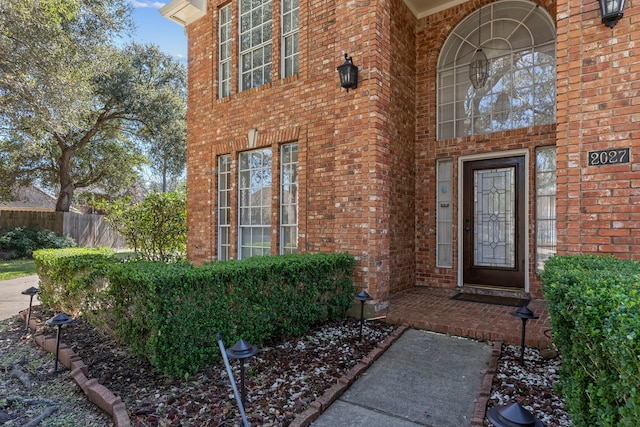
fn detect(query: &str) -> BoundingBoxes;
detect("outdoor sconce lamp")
[355,290,373,341]
[21,286,39,332]
[599,0,625,28]
[487,402,545,427]
[511,306,539,366]
[337,53,358,92]
[226,339,259,408]
[45,312,74,372]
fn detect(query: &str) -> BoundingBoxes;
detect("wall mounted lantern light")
[337,53,358,92]
[599,0,625,28]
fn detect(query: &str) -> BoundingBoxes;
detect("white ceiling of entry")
[403,0,467,19]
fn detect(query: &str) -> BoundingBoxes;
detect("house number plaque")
[587,147,630,166]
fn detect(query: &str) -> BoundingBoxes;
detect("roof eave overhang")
[160,0,206,27]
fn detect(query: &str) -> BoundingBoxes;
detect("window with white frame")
[280,143,298,253]
[239,0,272,91]
[436,159,453,267]
[535,146,556,271]
[219,4,232,98]
[239,149,272,258]
[281,0,299,78]
[218,155,232,260]
[437,0,556,139]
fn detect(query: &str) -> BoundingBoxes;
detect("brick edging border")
[19,310,131,427]
[288,324,410,427]
[470,339,503,427]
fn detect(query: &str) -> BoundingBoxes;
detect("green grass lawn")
[0,259,37,281]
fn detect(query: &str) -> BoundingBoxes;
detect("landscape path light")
[216,333,249,427]
[510,306,539,366]
[21,286,39,332]
[226,339,258,409]
[354,290,373,341]
[45,313,74,372]
[487,401,545,427]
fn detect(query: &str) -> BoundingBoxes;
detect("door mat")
[450,292,529,307]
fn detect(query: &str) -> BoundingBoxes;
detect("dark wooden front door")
[463,157,525,289]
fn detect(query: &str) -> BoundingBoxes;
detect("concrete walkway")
[0,274,40,320]
[311,329,494,427]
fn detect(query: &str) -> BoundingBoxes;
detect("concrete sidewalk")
[0,274,40,320]
[311,329,494,427]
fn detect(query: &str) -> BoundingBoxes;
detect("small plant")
[94,190,186,261]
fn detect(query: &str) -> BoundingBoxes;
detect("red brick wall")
[555,0,640,258]
[184,0,640,303]
[183,0,418,305]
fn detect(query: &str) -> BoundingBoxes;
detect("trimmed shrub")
[103,253,356,377]
[0,227,76,258]
[33,247,116,315]
[541,255,640,427]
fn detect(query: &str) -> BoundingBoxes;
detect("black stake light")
[226,339,258,408]
[354,290,373,341]
[21,286,39,332]
[487,401,545,427]
[510,306,539,366]
[45,313,74,372]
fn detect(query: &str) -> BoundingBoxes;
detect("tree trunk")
[55,148,75,212]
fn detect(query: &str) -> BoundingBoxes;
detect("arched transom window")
[437,1,556,140]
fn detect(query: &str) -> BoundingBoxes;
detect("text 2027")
[587,148,630,166]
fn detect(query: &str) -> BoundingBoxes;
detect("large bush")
[0,226,76,258]
[95,190,186,261]
[541,255,640,427]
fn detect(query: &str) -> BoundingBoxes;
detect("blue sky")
[126,1,188,63]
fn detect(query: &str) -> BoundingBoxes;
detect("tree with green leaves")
[0,0,187,210]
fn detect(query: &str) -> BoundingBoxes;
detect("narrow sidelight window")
[436,159,453,267]
[280,143,298,253]
[218,155,232,260]
[535,146,556,271]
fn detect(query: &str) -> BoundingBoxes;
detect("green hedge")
[1,226,76,259]
[101,253,356,378]
[541,255,640,426]
[33,247,115,315]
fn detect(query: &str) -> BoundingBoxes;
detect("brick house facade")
[162,0,640,312]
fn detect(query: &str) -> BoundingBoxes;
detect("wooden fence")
[0,210,127,249]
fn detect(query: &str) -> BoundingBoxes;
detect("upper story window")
[219,4,232,98]
[281,0,299,77]
[437,0,556,139]
[239,0,272,91]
